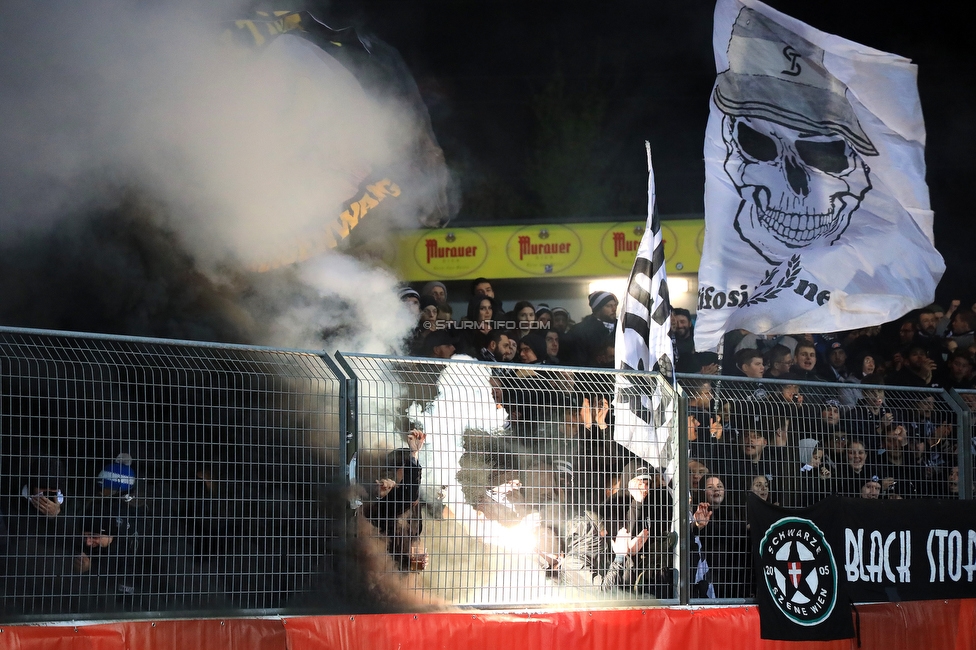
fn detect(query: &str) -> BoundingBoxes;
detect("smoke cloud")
[0,0,451,351]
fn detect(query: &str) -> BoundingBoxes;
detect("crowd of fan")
[398,277,619,367]
[679,373,964,598]
[3,285,973,611]
[396,278,975,598]
[1,454,325,614]
[399,278,976,391]
[442,362,966,599]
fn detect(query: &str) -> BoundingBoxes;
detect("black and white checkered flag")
[613,143,675,470]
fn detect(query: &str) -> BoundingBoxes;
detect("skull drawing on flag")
[714,7,878,264]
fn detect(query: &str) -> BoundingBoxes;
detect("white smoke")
[408,356,510,509]
[273,255,416,354]
[0,0,446,351]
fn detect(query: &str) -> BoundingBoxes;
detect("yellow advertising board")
[393,219,704,281]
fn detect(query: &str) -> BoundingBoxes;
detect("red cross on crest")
[788,561,803,588]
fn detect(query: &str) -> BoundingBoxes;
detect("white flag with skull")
[694,0,945,351]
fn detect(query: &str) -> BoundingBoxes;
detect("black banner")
[749,494,976,640]
[749,494,855,640]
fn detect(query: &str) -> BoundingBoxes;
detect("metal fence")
[340,354,679,607]
[0,327,342,619]
[676,373,969,602]
[1,327,973,620]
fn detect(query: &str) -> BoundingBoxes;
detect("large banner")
[695,0,944,351]
[749,495,976,640]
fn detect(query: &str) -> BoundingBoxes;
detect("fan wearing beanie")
[397,286,421,316]
[98,453,136,496]
[420,281,447,306]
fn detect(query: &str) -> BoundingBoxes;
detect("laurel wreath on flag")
[741,254,802,306]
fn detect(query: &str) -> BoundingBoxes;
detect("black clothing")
[5,488,74,612]
[696,504,749,599]
[784,466,834,508]
[673,335,698,373]
[887,367,937,388]
[841,402,897,452]
[833,463,880,497]
[362,452,424,570]
[563,315,615,367]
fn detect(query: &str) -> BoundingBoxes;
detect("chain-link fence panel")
[0,327,342,620]
[676,373,969,603]
[340,354,680,608]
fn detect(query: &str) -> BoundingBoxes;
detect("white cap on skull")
[714,7,877,156]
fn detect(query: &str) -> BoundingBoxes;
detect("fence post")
[947,389,973,500]
[676,384,691,604]
[318,353,351,482]
[332,353,360,476]
[325,351,361,595]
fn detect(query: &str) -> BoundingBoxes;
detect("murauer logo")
[611,230,641,257]
[505,225,581,275]
[760,517,838,626]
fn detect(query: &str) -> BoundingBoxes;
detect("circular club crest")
[759,517,838,626]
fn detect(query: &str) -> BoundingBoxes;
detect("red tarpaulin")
[3,601,974,650]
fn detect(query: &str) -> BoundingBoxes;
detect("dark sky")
[331,0,974,304]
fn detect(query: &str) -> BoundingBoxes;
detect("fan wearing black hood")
[361,429,427,571]
[518,332,549,365]
[5,457,73,611]
[458,295,503,355]
[496,331,573,444]
[72,497,139,607]
[601,463,674,597]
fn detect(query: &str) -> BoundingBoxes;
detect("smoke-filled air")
[0,0,455,352]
